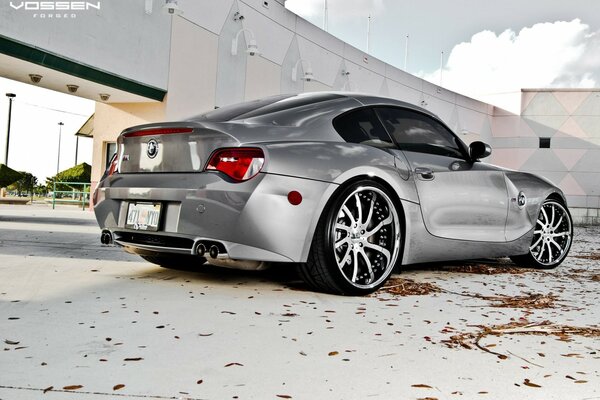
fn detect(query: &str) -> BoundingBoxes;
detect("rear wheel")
[140,254,206,270]
[298,180,402,295]
[510,199,573,269]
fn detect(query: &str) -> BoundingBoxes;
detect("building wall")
[0,0,171,90]
[89,0,494,185]
[91,101,166,192]
[4,0,597,222]
[491,89,600,224]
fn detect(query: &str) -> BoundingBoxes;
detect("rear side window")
[375,107,466,159]
[333,108,394,148]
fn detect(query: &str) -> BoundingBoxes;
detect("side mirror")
[469,141,492,161]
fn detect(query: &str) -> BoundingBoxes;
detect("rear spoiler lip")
[122,127,194,138]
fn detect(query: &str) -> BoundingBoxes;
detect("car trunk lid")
[117,122,239,173]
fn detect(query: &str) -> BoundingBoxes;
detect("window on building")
[105,142,117,170]
[539,138,551,149]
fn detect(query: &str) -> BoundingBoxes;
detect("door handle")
[414,167,434,180]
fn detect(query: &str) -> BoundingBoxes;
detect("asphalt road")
[1,204,599,399]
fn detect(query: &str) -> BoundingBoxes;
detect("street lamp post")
[57,122,64,175]
[74,134,79,166]
[4,93,16,166]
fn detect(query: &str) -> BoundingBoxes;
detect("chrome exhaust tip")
[208,245,219,259]
[194,242,206,257]
[100,230,113,245]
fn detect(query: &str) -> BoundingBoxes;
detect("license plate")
[126,202,161,231]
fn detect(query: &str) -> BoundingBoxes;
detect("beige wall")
[91,102,166,184]
[165,17,219,120]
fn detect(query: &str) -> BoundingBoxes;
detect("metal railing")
[52,182,90,210]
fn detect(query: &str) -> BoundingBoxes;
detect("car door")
[375,107,509,242]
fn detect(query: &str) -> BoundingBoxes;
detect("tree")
[0,164,23,189]
[46,163,91,193]
[8,172,37,196]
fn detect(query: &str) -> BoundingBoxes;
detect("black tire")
[298,180,403,295]
[510,198,573,269]
[140,254,206,270]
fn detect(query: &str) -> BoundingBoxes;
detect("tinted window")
[376,107,465,158]
[333,108,394,148]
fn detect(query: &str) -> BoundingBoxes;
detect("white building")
[0,0,598,223]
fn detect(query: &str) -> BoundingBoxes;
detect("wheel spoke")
[351,248,359,282]
[335,223,351,233]
[551,232,570,238]
[341,205,355,226]
[355,194,363,225]
[336,245,352,269]
[335,237,350,249]
[550,205,556,228]
[530,235,543,251]
[366,214,393,237]
[552,216,563,231]
[364,193,377,228]
[546,242,554,263]
[541,207,549,226]
[358,248,374,284]
[364,242,391,262]
[549,239,563,253]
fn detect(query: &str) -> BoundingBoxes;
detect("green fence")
[52,182,90,210]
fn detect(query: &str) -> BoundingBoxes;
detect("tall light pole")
[4,93,16,166]
[74,134,79,166]
[57,122,64,175]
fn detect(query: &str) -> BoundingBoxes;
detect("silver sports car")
[94,92,573,295]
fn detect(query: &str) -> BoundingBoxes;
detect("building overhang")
[0,35,166,103]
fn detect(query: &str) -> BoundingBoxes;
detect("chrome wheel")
[529,200,572,267]
[331,186,401,289]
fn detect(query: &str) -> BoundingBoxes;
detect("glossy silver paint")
[94,92,567,269]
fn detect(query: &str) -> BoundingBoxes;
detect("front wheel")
[298,180,403,295]
[510,199,573,269]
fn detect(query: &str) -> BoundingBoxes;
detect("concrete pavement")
[0,204,599,399]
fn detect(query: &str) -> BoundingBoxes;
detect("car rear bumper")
[94,172,335,262]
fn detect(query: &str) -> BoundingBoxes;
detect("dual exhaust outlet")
[100,230,223,259]
[194,242,222,259]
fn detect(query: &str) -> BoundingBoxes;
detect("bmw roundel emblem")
[147,139,159,159]
[517,191,527,208]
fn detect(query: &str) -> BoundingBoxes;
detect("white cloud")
[285,0,384,20]
[423,19,599,113]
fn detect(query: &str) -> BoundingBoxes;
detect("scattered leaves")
[442,320,600,359]
[63,385,83,390]
[523,379,541,388]
[276,395,292,399]
[4,339,19,345]
[328,351,339,356]
[411,384,433,389]
[440,263,528,275]
[113,384,125,391]
[197,380,203,384]
[380,278,442,296]
[123,357,143,362]
[225,362,243,367]
[43,386,53,393]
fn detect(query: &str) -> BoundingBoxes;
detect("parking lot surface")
[1,204,599,399]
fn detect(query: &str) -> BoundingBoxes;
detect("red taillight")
[106,155,119,176]
[123,127,193,138]
[205,148,265,182]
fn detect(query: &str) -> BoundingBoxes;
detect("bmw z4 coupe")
[94,92,573,295]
